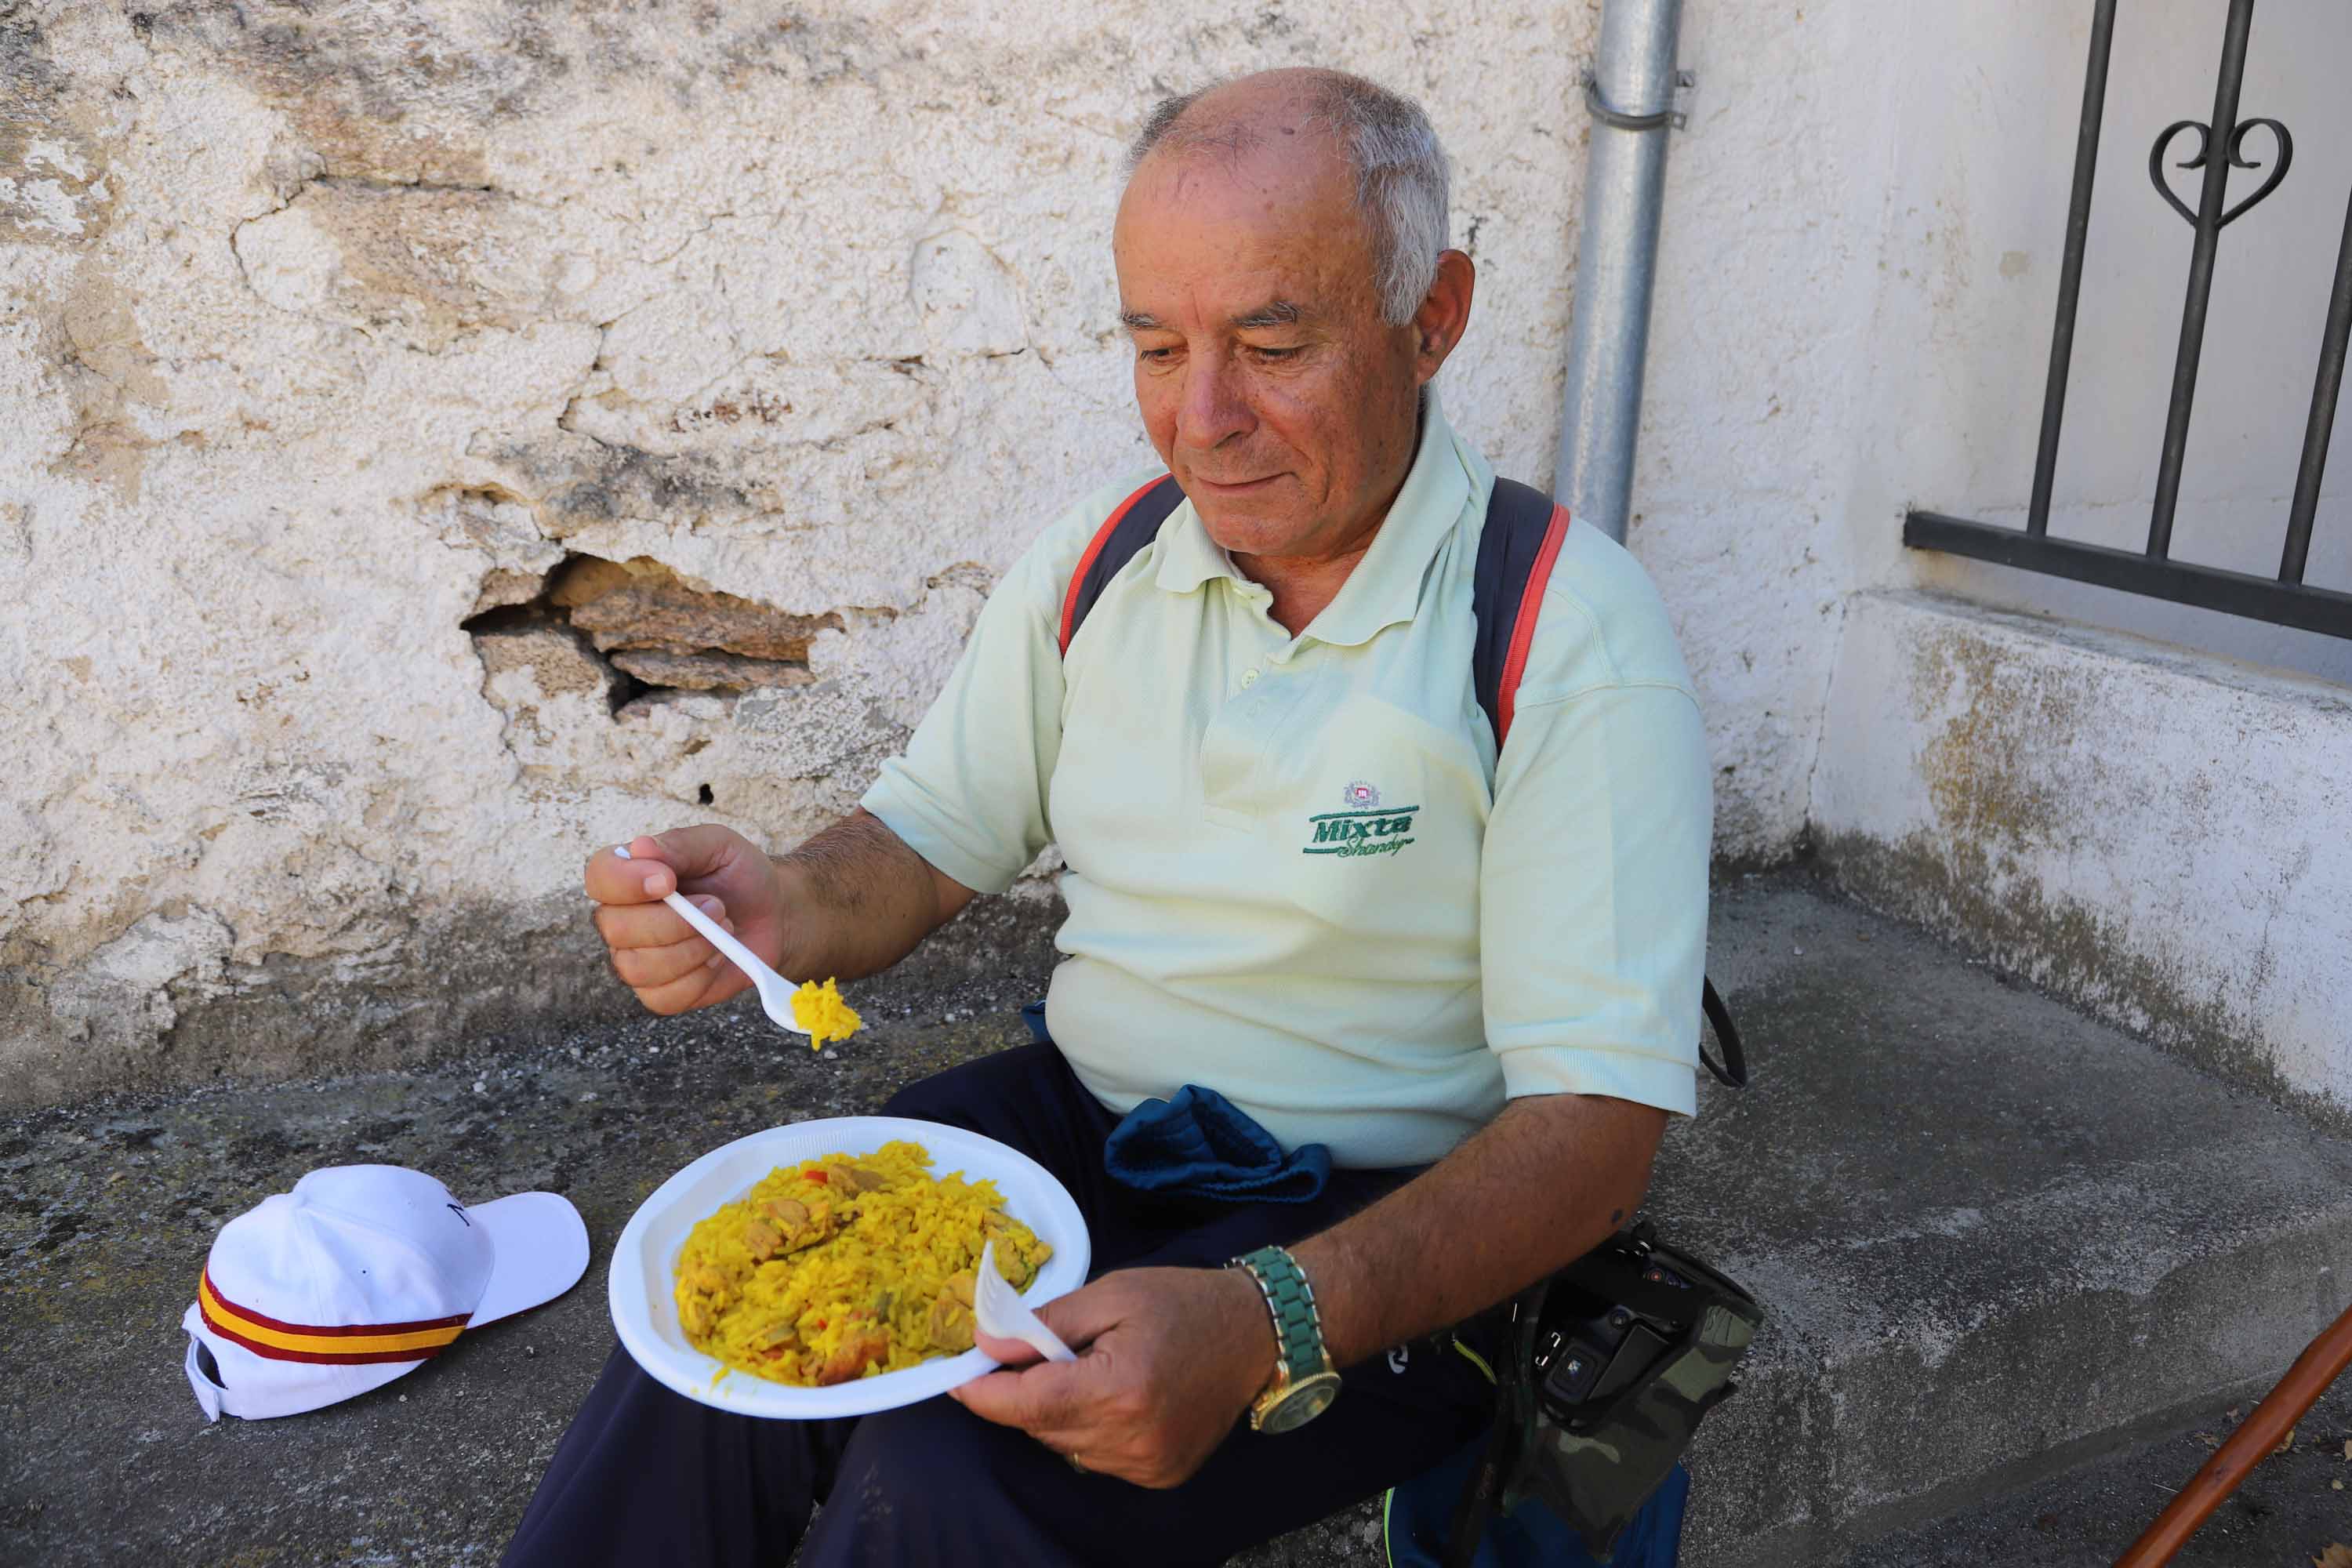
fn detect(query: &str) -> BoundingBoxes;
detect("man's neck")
[1236,544,1377,639]
[1232,397,1427,637]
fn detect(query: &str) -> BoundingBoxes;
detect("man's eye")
[1138,347,1175,363]
[1250,344,1301,361]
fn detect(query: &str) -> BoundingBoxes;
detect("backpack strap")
[1470,478,1573,750]
[1058,474,1188,655]
[1473,477,1748,1091]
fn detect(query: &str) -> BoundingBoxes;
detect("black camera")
[1527,1243,1700,1428]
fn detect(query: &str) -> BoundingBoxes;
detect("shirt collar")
[1150,391,1475,647]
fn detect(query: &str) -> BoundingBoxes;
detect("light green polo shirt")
[861,396,1711,1168]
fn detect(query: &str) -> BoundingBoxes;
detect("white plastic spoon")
[975,1239,1076,1364]
[612,843,811,1038]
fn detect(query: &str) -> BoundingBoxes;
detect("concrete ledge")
[1664,880,2352,1564]
[1809,590,2352,1120]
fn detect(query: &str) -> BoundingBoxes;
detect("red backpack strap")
[1058,474,1189,655]
[1469,477,1572,749]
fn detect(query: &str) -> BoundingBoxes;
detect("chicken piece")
[925,1270,978,1352]
[742,1218,784,1261]
[681,1296,715,1338]
[927,1298,975,1352]
[847,1165,891,1192]
[744,1192,840,1260]
[981,1213,1045,1289]
[682,1262,730,1295]
[815,1312,891,1386]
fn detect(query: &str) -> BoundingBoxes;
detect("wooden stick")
[2113,1298,2352,1567]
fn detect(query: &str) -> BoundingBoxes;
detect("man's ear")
[1411,250,1475,383]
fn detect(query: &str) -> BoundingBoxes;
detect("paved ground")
[5,867,2350,1566]
[1853,1374,2352,1566]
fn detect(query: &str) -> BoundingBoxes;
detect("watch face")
[1259,1372,1342,1434]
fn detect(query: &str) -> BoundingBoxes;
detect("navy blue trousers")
[502,1043,1499,1567]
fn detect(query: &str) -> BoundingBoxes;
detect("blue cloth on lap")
[1020,1002,1334,1203]
[1103,1083,1334,1204]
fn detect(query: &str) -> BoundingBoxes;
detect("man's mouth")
[1189,473,1283,494]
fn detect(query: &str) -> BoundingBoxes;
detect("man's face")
[1112,140,1428,562]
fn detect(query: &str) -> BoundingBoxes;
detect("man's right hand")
[585,826,789,1015]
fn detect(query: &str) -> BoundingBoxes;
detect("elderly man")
[504,65,1708,1568]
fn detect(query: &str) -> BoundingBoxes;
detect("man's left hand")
[949,1265,1279,1488]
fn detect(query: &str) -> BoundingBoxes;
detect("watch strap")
[1232,1245,1329,1385]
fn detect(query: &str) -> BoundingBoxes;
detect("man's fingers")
[1032,1279,1134,1348]
[584,839,680,904]
[593,898,731,953]
[628,961,746,1016]
[970,1326,1047,1369]
[584,825,753,905]
[611,924,735,991]
[949,1358,1094,1435]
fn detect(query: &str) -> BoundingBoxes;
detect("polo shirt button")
[1240,669,1260,689]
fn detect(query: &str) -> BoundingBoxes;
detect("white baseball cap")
[181,1163,590,1421]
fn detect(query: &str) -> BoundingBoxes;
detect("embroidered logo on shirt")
[1303,782,1417,858]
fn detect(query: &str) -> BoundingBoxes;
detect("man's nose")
[1174,354,1254,452]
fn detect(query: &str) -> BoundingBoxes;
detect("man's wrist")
[762,853,811,975]
[1218,1264,1281,1408]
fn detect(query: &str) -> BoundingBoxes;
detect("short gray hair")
[1130,71,1451,328]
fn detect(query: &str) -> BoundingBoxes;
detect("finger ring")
[1064,1453,1087,1475]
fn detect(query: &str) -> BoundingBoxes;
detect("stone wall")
[4,1,1649,1102]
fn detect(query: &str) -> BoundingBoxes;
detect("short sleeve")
[858,470,1158,895]
[1479,681,1712,1116]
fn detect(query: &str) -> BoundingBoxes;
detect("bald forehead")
[1142,73,1351,168]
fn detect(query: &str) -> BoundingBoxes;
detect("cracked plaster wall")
[2,0,1871,1102]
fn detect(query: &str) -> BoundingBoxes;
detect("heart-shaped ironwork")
[2148,116,2294,229]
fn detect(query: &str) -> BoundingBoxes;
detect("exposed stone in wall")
[564,569,844,668]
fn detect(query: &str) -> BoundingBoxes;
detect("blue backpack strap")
[1057,474,1189,655]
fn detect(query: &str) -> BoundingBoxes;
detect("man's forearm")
[769,810,976,983]
[1287,1094,1668,1370]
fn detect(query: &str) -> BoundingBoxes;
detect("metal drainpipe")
[1554,0,1688,543]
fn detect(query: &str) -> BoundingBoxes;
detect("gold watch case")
[1250,1364,1343,1433]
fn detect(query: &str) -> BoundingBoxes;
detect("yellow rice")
[673,1140,1053,1387]
[789,978,862,1049]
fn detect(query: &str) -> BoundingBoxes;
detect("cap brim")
[465,1191,590,1328]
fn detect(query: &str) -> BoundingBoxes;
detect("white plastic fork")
[612,843,811,1038]
[975,1239,1076,1364]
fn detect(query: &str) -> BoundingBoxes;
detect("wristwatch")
[1229,1246,1341,1433]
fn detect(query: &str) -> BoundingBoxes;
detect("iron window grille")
[1904,0,2352,641]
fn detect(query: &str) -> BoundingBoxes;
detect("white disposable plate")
[608,1116,1091,1420]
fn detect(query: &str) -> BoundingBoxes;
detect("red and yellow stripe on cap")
[197,1271,467,1365]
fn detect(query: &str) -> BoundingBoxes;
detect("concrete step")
[2,869,2347,1566]
[1665,877,2352,1565]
